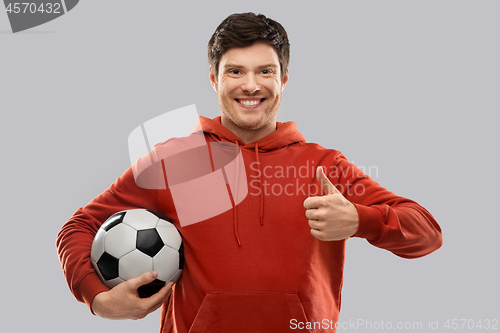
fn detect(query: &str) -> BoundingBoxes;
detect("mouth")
[235,98,266,108]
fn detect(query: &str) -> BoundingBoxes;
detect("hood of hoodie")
[199,116,306,151]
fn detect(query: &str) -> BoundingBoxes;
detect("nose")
[240,73,260,94]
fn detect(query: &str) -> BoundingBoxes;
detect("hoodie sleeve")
[55,164,163,313]
[332,152,442,259]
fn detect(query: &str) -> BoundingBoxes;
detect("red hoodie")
[56,116,442,333]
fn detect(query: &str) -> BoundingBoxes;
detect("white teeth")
[238,99,261,106]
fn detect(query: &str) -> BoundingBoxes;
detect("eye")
[229,69,241,75]
[261,69,272,75]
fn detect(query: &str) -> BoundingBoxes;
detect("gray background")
[1,0,498,332]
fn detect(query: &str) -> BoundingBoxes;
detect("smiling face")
[210,41,289,143]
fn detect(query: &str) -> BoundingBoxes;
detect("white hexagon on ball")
[122,209,159,230]
[154,246,181,282]
[156,220,182,251]
[104,223,137,258]
[119,249,154,281]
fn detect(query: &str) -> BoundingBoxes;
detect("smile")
[236,98,265,106]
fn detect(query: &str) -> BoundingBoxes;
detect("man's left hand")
[303,166,359,241]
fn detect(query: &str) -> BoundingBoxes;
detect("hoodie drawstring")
[255,142,264,225]
[233,140,242,246]
[231,141,264,246]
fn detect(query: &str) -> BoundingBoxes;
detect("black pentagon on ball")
[136,228,164,257]
[137,279,166,298]
[178,242,185,269]
[96,252,119,280]
[102,211,126,231]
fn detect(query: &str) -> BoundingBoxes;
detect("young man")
[57,13,442,332]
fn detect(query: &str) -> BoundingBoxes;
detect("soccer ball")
[91,209,183,298]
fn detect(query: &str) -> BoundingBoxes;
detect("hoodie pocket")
[188,292,311,333]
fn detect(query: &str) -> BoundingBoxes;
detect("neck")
[221,116,276,144]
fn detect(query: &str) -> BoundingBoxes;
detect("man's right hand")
[91,271,174,320]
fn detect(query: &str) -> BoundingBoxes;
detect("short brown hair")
[208,12,290,81]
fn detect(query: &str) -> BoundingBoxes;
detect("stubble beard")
[220,94,281,132]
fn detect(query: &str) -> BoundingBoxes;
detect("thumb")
[129,271,158,289]
[316,166,337,195]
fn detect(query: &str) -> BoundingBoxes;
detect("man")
[57,12,442,332]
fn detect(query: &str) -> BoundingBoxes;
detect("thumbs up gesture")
[303,167,359,241]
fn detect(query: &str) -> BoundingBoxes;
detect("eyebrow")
[223,63,278,70]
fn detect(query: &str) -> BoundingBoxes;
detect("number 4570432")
[5,2,61,14]
[443,319,498,330]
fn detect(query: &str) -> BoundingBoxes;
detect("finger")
[308,219,321,230]
[305,208,313,220]
[303,196,322,209]
[316,166,338,195]
[149,299,165,314]
[145,282,174,313]
[147,281,173,301]
[303,197,313,209]
[147,281,173,303]
[305,208,321,220]
[310,228,326,241]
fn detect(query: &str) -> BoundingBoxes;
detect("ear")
[209,66,218,93]
[281,67,289,92]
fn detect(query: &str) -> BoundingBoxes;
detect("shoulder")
[291,141,348,162]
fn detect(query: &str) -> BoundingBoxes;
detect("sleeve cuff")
[79,273,110,315]
[352,203,385,242]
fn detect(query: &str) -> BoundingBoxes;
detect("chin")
[234,114,271,130]
[220,102,276,132]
